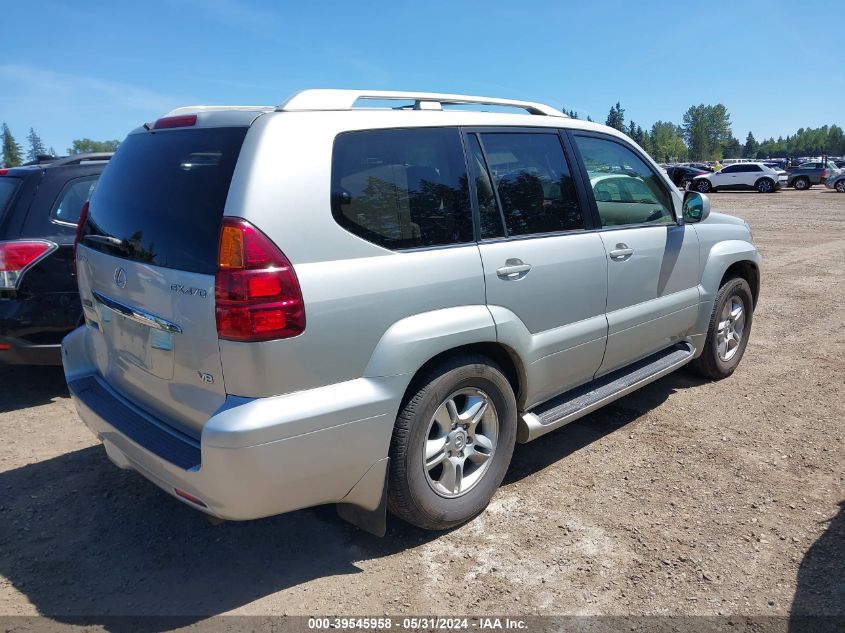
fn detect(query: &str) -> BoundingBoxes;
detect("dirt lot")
[0,188,842,620]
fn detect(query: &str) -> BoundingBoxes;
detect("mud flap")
[336,457,389,537]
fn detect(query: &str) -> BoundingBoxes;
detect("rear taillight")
[215,218,305,341]
[0,169,9,176]
[73,201,89,275]
[0,240,56,289]
[822,169,829,178]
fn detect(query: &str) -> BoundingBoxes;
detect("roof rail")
[48,153,113,167]
[278,89,566,117]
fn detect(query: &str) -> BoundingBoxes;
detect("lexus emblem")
[114,267,127,289]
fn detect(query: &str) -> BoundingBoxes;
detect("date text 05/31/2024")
[307,618,528,630]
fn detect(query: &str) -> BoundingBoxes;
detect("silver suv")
[62,90,760,534]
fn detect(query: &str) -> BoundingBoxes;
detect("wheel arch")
[722,260,760,309]
[399,342,525,410]
[695,241,761,335]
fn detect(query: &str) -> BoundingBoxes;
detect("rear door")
[466,129,608,407]
[77,125,249,438]
[570,132,700,376]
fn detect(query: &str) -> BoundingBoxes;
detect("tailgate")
[76,125,248,438]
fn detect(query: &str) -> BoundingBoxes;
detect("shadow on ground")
[0,364,68,413]
[0,371,703,628]
[789,500,845,631]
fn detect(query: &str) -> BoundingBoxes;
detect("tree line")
[1,123,120,167]
[563,103,845,163]
[4,108,844,168]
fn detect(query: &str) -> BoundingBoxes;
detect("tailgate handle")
[92,291,183,334]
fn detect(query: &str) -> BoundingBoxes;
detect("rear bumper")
[0,291,80,365]
[62,326,405,520]
[0,335,62,365]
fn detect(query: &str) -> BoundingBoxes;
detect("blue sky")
[2,0,842,154]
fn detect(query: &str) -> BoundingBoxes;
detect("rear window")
[83,127,248,274]
[0,177,21,219]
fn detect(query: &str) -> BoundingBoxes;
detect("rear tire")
[793,176,810,190]
[689,277,754,380]
[387,354,517,530]
[755,178,775,193]
[696,179,713,193]
[836,180,845,193]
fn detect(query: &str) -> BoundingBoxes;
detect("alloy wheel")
[717,295,746,361]
[423,388,499,498]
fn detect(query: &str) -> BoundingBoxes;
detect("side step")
[518,343,695,443]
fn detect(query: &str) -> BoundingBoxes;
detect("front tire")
[793,176,810,190]
[387,354,517,530]
[689,277,754,379]
[696,179,713,193]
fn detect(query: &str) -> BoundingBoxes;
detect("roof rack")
[278,90,566,117]
[47,153,113,167]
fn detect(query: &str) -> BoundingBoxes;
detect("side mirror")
[683,191,710,223]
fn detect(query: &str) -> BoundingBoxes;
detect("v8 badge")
[197,371,214,384]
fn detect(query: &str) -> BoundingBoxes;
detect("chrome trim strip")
[92,291,182,334]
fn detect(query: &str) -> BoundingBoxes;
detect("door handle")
[609,244,634,261]
[496,258,532,279]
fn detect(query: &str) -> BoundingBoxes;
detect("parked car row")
[661,159,843,194]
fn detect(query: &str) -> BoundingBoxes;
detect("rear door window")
[83,127,248,274]
[51,175,99,225]
[475,132,584,237]
[331,128,472,249]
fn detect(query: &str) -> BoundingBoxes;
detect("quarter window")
[477,132,584,237]
[573,135,675,227]
[331,128,472,249]
[51,176,99,225]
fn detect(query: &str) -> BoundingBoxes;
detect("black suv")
[0,154,112,365]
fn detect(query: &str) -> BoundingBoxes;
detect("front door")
[570,133,701,376]
[465,130,609,408]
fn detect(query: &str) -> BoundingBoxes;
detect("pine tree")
[743,132,758,159]
[2,123,23,168]
[605,102,626,132]
[26,128,46,162]
[561,107,579,119]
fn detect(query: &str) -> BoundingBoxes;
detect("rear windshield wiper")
[83,234,125,247]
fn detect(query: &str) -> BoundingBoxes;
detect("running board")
[518,343,695,443]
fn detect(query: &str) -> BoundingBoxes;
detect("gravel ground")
[0,188,842,620]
